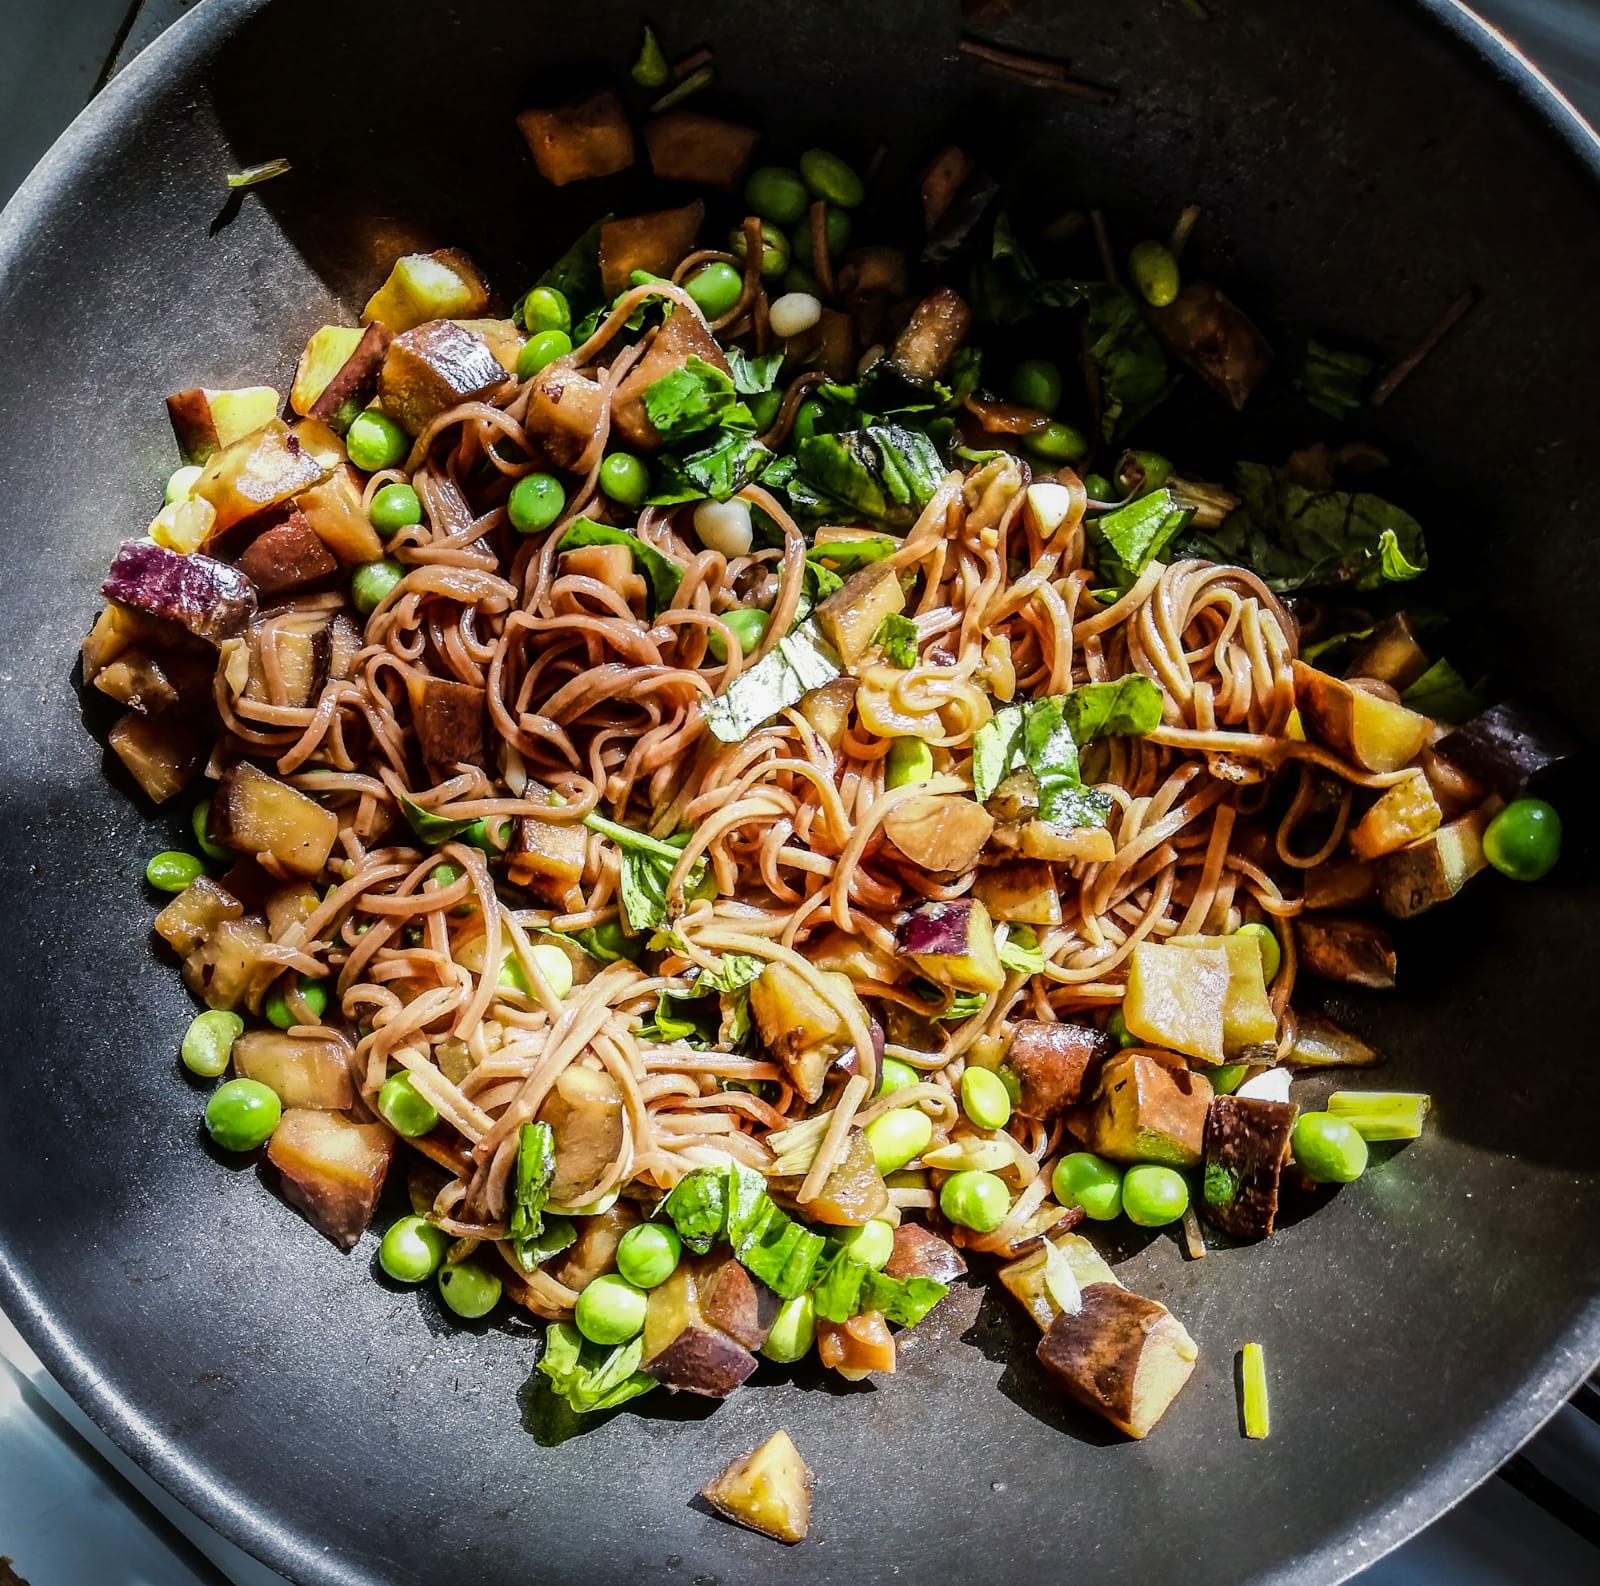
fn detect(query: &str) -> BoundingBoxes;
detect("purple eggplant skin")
[896,898,978,960]
[1435,701,1578,799]
[102,539,256,643]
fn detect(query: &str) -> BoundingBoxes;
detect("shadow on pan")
[0,2,1599,1585]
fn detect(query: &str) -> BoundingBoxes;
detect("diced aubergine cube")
[1349,775,1443,860]
[788,306,855,381]
[360,249,490,334]
[895,897,1005,995]
[882,793,995,874]
[92,647,180,714]
[1345,613,1432,691]
[208,761,339,879]
[289,327,363,415]
[507,814,588,906]
[378,320,508,437]
[544,1201,640,1290]
[887,287,972,385]
[108,710,205,803]
[288,416,348,471]
[194,418,332,535]
[1376,807,1489,919]
[1302,855,1378,910]
[644,111,761,189]
[1006,1019,1113,1119]
[973,861,1062,926]
[1123,940,1230,1066]
[180,916,274,1010]
[920,144,976,231]
[699,1256,782,1350]
[1165,934,1278,1057]
[558,542,647,608]
[538,1065,624,1204]
[516,88,636,187]
[264,881,320,938]
[1019,820,1116,864]
[598,201,705,298]
[701,1430,814,1546]
[883,1222,967,1284]
[153,876,243,954]
[1294,914,1396,988]
[1292,662,1430,774]
[610,300,731,449]
[525,366,608,470]
[815,562,906,666]
[102,539,256,643]
[748,963,861,1103]
[165,385,281,466]
[1287,1013,1381,1071]
[300,323,391,432]
[450,318,525,375]
[1199,1094,1298,1241]
[998,1231,1119,1332]
[1147,282,1272,410]
[642,1260,759,1396]
[407,676,486,776]
[233,1030,354,1110]
[293,464,384,566]
[1074,1050,1213,1169]
[816,1310,895,1381]
[234,513,341,597]
[267,1108,396,1248]
[801,1128,889,1227]
[1036,1282,1199,1439]
[1434,700,1578,799]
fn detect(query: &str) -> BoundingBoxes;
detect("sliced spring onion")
[1326,1090,1431,1141]
[226,158,292,189]
[1240,1341,1269,1439]
[1041,1238,1083,1316]
[650,64,714,113]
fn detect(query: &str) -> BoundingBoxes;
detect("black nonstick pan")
[2,2,1599,1583]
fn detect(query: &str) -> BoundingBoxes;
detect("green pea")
[507,472,566,534]
[1082,472,1113,500]
[146,850,203,892]
[465,816,512,855]
[615,1223,681,1289]
[685,262,743,320]
[960,1066,1013,1131]
[1122,1164,1189,1227]
[780,265,823,300]
[876,1055,920,1096]
[939,1169,1010,1233]
[1292,1112,1369,1184]
[164,464,204,505]
[378,1072,439,1138]
[430,862,462,888]
[1209,1063,1250,1096]
[729,220,790,280]
[1115,449,1174,496]
[520,286,571,336]
[379,1214,449,1283]
[575,1273,648,1345]
[1235,922,1281,984]
[1129,239,1181,308]
[760,1293,816,1362]
[839,1218,895,1270]
[1009,359,1063,414]
[264,973,330,1030]
[790,207,852,269]
[191,798,230,862]
[204,1078,281,1152]
[437,1259,501,1319]
[345,410,409,473]
[707,607,769,663]
[864,1106,933,1174]
[516,329,573,381]
[369,482,422,536]
[885,736,934,789]
[792,398,829,443]
[1024,421,1090,464]
[1483,798,1561,881]
[1051,1151,1124,1221]
[181,1009,243,1078]
[744,166,811,226]
[504,943,575,1001]
[1105,1008,1139,1050]
[598,453,649,510]
[351,557,406,615]
[799,147,865,209]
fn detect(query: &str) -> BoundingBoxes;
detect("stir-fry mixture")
[83,56,1567,1530]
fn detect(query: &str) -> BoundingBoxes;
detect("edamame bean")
[264,973,329,1030]
[1023,420,1089,464]
[839,1218,895,1270]
[685,262,743,320]
[707,606,769,663]
[960,1066,1013,1131]
[798,148,865,209]
[146,850,203,892]
[181,1009,242,1078]
[744,166,811,226]
[520,286,571,335]
[760,1293,816,1362]
[1129,239,1181,308]
[864,1107,933,1174]
[1009,359,1063,414]
[1291,1112,1369,1184]
[876,1055,919,1096]
[516,329,573,380]
[1235,922,1281,983]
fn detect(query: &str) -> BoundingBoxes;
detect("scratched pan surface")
[1,1,1599,1583]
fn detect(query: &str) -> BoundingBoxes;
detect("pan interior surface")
[0,3,1598,1584]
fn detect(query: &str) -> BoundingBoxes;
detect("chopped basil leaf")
[876,613,919,668]
[795,425,946,527]
[557,519,684,613]
[649,430,774,504]
[1295,339,1374,419]
[998,925,1045,975]
[701,952,766,994]
[1024,695,1108,830]
[936,989,988,1022]
[525,216,609,324]
[725,346,787,395]
[972,703,1027,803]
[658,1167,729,1254]
[538,1321,657,1414]
[808,536,901,573]
[399,793,477,846]
[508,1121,556,1267]
[702,623,843,743]
[516,1214,578,1267]
[1089,489,1194,590]
[642,356,754,444]
[563,920,642,965]
[582,812,713,933]
[1059,676,1164,741]
[1083,285,1175,441]
[655,1161,827,1297]
[811,1246,948,1324]
[1401,658,1483,724]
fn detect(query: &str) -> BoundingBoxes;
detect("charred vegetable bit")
[702,1431,815,1545]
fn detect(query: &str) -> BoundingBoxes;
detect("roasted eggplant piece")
[378,320,507,436]
[507,814,588,906]
[1200,1095,1298,1240]
[642,1259,760,1396]
[816,1310,895,1381]
[598,201,705,298]
[699,1256,782,1350]
[883,1221,967,1284]
[1345,613,1431,691]
[293,464,385,566]
[887,287,972,385]
[544,1200,640,1290]
[801,1128,889,1226]
[361,249,489,334]
[999,1231,1119,1332]
[517,88,635,186]
[244,623,329,709]
[267,1108,396,1249]
[1018,820,1116,864]
[1006,1019,1112,1119]
[701,1430,814,1546]
[1287,1013,1381,1071]
[1302,855,1378,910]
[1122,940,1229,1066]
[1376,807,1489,919]
[1294,914,1397,988]
[525,365,609,470]
[91,647,180,714]
[973,861,1062,926]
[1166,934,1278,1057]
[108,709,205,803]
[919,144,976,231]
[748,963,861,1103]
[610,303,731,449]
[233,1030,354,1110]
[300,323,391,431]
[1349,775,1443,861]
[1036,1283,1199,1439]
[643,110,760,188]
[166,385,281,467]
[102,539,256,643]
[1292,661,1430,774]
[1073,1051,1213,1169]
[452,317,525,375]
[814,562,906,666]
[234,514,340,597]
[153,876,242,955]
[180,915,274,1010]
[408,676,486,776]
[207,761,339,879]
[1147,282,1271,410]
[539,1065,624,1205]
[896,897,1005,995]
[882,793,995,874]
[194,418,332,536]
[1434,701,1577,799]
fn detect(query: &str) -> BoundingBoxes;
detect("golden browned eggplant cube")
[207,761,339,879]
[267,1108,396,1248]
[1075,1050,1213,1169]
[701,1430,814,1545]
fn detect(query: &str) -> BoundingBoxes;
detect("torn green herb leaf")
[702,623,843,743]
[557,519,684,613]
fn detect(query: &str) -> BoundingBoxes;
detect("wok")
[1,2,1598,1583]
